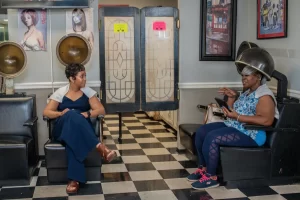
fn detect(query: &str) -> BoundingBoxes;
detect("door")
[99,7,179,114]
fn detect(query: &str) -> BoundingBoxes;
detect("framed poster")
[200,0,237,61]
[257,0,288,39]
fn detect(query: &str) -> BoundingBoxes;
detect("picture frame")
[200,0,237,61]
[257,0,288,39]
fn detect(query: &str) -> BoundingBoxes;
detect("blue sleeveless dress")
[52,93,99,183]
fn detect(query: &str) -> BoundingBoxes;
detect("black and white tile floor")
[1,112,300,200]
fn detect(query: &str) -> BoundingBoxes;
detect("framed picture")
[257,0,288,39]
[200,0,237,61]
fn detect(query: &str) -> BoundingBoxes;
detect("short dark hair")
[65,63,85,80]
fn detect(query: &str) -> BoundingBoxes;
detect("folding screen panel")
[140,7,179,111]
[99,7,179,114]
[99,7,140,113]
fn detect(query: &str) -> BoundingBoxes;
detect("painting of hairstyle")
[18,9,47,51]
[66,8,94,50]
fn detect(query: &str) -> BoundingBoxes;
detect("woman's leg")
[187,122,227,181]
[191,127,258,189]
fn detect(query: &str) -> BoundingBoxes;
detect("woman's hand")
[218,88,237,98]
[60,108,70,116]
[81,112,88,118]
[222,107,239,120]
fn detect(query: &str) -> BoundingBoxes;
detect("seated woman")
[187,66,279,190]
[43,63,117,194]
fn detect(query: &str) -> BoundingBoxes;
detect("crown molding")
[14,81,101,90]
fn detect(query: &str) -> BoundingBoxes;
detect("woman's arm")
[37,31,45,50]
[223,95,275,126]
[43,100,62,119]
[83,96,105,118]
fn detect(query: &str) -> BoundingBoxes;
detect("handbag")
[198,103,225,124]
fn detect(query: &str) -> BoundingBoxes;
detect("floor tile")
[105,120,119,124]
[69,194,105,200]
[104,192,141,200]
[129,129,151,134]
[143,148,170,155]
[152,161,184,170]
[270,185,300,194]
[172,154,189,161]
[122,120,140,123]
[134,180,169,192]
[281,193,300,200]
[36,176,65,186]
[116,143,141,150]
[147,154,177,162]
[152,133,176,138]
[119,149,146,156]
[101,172,132,182]
[206,186,247,199]
[103,139,116,145]
[158,169,190,179]
[135,138,160,143]
[68,183,103,196]
[125,163,156,171]
[248,194,287,200]
[149,129,170,133]
[33,197,69,200]
[156,137,177,142]
[107,126,128,131]
[101,164,128,173]
[124,123,145,127]
[101,181,137,194]
[239,187,278,197]
[161,142,177,148]
[139,190,178,200]
[122,155,151,163]
[0,187,35,199]
[172,188,214,200]
[139,143,165,149]
[129,170,163,181]
[178,160,198,168]
[110,130,131,135]
[133,134,155,138]
[106,123,125,127]
[33,168,40,176]
[164,178,192,190]
[33,185,67,198]
[114,139,137,144]
[127,126,148,130]
[142,122,162,126]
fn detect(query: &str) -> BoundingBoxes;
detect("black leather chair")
[43,94,104,183]
[180,70,300,188]
[0,94,39,187]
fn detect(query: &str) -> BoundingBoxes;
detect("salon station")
[1,0,300,199]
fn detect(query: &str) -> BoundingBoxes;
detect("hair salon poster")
[18,9,47,51]
[66,8,94,50]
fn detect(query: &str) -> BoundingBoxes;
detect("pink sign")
[153,21,166,31]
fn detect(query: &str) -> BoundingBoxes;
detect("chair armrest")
[243,124,274,131]
[23,116,38,126]
[96,114,105,120]
[43,116,50,121]
[243,124,300,132]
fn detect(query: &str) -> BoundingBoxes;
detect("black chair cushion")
[179,124,201,137]
[44,140,102,169]
[0,135,32,147]
[0,97,34,138]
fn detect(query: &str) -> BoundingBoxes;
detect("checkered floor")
[1,112,300,200]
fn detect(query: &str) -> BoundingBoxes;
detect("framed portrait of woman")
[18,9,47,51]
[66,8,94,50]
[257,0,288,39]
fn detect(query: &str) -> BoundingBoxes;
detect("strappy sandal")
[66,180,79,194]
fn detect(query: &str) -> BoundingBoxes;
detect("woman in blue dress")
[43,63,116,194]
[187,48,279,190]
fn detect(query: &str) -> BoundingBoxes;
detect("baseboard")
[179,82,300,99]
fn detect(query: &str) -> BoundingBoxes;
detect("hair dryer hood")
[235,47,275,81]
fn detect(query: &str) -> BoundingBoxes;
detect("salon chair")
[43,93,104,183]
[180,70,300,188]
[220,70,300,188]
[0,94,39,186]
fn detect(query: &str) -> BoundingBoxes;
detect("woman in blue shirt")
[187,50,279,190]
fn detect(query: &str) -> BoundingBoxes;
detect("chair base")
[47,167,102,183]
